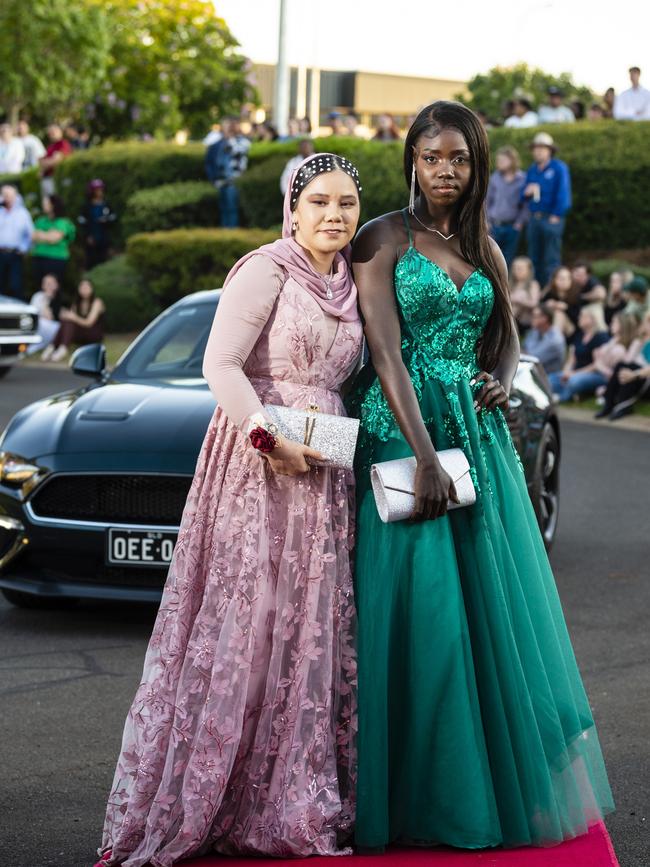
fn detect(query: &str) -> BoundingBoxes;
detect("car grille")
[0,314,35,332]
[30,474,192,526]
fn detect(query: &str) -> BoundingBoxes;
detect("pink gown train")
[98,256,363,865]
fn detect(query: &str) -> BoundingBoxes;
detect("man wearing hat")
[522,132,572,286]
[538,87,576,124]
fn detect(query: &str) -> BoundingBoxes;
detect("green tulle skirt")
[350,371,614,849]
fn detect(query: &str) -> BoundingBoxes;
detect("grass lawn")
[23,333,139,369]
[565,395,650,418]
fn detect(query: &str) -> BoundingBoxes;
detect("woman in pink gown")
[95,154,364,866]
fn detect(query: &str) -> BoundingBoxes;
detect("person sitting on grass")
[547,303,612,401]
[523,304,567,374]
[623,276,649,321]
[509,255,540,334]
[540,265,581,340]
[42,277,105,362]
[28,273,61,355]
[605,269,632,326]
[596,310,650,420]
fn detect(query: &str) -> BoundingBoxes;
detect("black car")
[0,290,560,608]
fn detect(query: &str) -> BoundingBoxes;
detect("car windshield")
[113,299,218,381]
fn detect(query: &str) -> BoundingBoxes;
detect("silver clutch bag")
[263,404,360,470]
[370,448,476,523]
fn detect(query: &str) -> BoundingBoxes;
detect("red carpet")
[184,822,618,867]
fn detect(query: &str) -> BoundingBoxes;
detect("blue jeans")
[218,182,240,228]
[548,369,607,402]
[490,223,521,269]
[0,251,24,299]
[527,215,565,286]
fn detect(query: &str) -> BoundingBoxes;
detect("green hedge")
[237,122,650,252]
[238,136,404,229]
[488,122,650,251]
[55,142,205,242]
[126,227,277,308]
[122,181,219,238]
[52,122,650,254]
[591,259,650,285]
[85,254,157,333]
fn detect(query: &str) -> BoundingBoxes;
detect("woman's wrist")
[246,414,281,453]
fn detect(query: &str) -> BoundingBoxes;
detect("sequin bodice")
[395,245,494,384]
[348,228,499,450]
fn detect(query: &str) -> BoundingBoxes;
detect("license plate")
[106,528,177,567]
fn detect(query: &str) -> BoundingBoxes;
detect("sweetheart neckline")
[396,246,482,296]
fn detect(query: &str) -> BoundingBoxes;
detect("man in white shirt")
[538,87,576,124]
[16,120,46,169]
[613,67,650,120]
[504,97,539,128]
[0,124,26,175]
[280,138,316,195]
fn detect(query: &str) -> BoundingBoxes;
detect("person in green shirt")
[31,194,76,289]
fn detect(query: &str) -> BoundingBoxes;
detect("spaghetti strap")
[401,208,413,246]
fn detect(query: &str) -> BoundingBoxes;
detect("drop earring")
[408,162,417,214]
[292,222,298,233]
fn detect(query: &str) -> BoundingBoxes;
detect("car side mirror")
[71,343,106,378]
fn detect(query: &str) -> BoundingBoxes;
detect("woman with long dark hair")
[43,277,105,362]
[347,102,613,851]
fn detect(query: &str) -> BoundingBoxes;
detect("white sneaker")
[40,345,55,362]
[51,346,69,363]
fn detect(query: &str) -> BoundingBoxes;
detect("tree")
[457,64,595,122]
[85,0,258,140]
[0,0,111,127]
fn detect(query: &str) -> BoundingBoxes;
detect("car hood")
[1,378,216,463]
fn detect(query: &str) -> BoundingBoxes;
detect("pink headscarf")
[223,153,359,322]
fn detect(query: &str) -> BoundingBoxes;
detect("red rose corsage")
[249,425,277,453]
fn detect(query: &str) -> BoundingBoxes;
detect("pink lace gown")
[98,256,363,865]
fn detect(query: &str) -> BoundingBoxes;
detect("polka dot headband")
[290,153,362,209]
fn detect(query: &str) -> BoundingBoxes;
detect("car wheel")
[1,588,79,609]
[531,422,560,551]
[0,366,11,379]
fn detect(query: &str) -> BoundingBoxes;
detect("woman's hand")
[618,368,638,385]
[472,371,509,412]
[411,457,459,522]
[264,438,324,477]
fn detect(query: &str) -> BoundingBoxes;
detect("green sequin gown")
[346,214,614,850]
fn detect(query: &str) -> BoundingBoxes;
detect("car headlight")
[19,314,35,332]
[0,451,44,488]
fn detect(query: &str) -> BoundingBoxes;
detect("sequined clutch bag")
[370,449,476,523]
[263,404,360,470]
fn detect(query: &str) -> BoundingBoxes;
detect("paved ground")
[0,365,648,867]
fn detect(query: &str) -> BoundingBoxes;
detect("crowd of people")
[500,67,650,126]
[0,121,89,185]
[2,63,648,376]
[0,117,112,359]
[509,256,650,419]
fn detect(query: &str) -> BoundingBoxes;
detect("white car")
[0,294,40,377]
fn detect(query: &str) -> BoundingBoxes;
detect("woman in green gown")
[347,101,613,850]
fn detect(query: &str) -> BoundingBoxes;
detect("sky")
[215,0,649,94]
